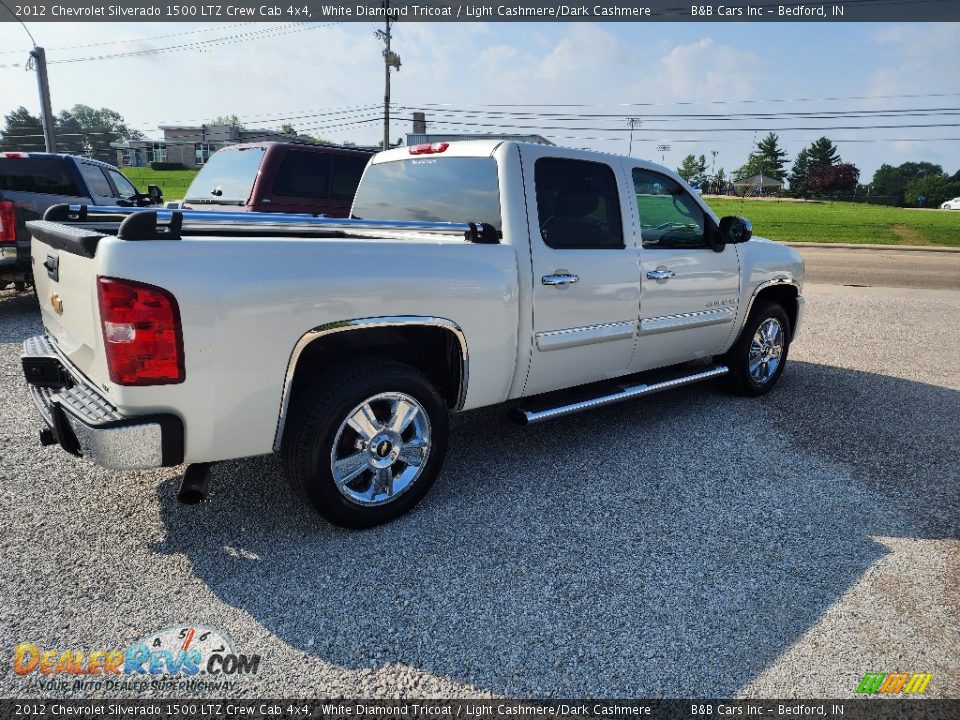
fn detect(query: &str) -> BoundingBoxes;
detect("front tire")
[281,359,449,528]
[723,300,791,396]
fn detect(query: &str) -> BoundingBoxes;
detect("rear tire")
[723,300,791,397]
[281,359,449,528]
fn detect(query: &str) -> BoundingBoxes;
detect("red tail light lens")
[0,201,16,244]
[409,142,449,155]
[96,277,184,385]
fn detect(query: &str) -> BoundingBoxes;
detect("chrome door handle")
[542,273,580,286]
[646,269,675,280]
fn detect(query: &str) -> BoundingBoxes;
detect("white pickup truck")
[21,140,803,528]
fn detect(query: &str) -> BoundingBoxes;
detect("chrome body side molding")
[535,320,635,352]
[639,307,734,336]
[272,316,469,452]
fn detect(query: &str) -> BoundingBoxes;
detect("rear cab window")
[0,157,81,196]
[351,156,501,229]
[185,146,266,205]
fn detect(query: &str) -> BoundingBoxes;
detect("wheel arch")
[741,278,801,341]
[273,317,468,452]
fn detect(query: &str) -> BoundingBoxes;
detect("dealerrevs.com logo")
[856,672,933,695]
[13,625,261,693]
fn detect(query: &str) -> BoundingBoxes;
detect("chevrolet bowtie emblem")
[50,292,63,315]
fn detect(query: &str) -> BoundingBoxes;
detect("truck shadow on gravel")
[150,361,959,697]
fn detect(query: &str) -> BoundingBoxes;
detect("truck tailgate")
[28,221,107,387]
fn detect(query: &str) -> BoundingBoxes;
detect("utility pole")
[27,47,55,152]
[376,0,401,151]
[6,7,56,152]
[657,144,671,165]
[626,117,642,156]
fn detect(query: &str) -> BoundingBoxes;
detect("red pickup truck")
[181,142,374,217]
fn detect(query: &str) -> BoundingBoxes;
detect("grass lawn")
[704,197,960,247]
[123,167,198,201]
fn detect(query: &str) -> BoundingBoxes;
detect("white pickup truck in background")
[20,140,803,528]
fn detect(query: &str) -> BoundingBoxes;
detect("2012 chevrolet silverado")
[20,140,804,528]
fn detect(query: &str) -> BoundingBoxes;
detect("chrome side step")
[509,365,729,426]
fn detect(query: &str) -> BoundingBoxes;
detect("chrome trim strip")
[639,307,734,335]
[513,366,729,425]
[535,320,635,352]
[272,316,469,452]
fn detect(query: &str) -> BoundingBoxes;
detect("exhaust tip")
[177,463,213,504]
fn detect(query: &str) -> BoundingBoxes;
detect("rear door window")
[0,158,81,195]
[184,146,266,205]
[534,157,624,249]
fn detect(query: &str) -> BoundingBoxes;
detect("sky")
[0,19,958,182]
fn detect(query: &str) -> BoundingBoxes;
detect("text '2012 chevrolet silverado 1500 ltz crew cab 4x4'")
[21,141,804,528]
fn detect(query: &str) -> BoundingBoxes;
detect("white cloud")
[656,38,760,102]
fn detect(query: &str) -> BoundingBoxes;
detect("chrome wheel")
[749,318,785,384]
[330,392,432,507]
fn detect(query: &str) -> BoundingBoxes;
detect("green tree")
[735,132,789,182]
[714,167,727,194]
[870,162,943,205]
[57,105,143,162]
[677,154,699,182]
[807,136,840,167]
[0,107,45,152]
[211,114,244,128]
[789,148,812,195]
[904,174,960,208]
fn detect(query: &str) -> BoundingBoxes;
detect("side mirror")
[718,215,752,244]
[147,185,163,204]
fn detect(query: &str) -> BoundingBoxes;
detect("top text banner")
[4,1,960,23]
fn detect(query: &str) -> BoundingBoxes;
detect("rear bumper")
[21,335,183,470]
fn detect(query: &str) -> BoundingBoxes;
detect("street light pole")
[626,117,642,156]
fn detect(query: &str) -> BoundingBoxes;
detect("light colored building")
[114,124,296,169]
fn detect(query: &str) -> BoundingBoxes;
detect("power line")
[406,92,960,109]
[47,22,338,64]
[0,22,256,55]
[0,0,37,46]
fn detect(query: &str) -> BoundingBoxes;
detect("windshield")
[184,146,266,205]
[351,157,501,229]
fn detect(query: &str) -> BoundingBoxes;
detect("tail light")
[0,201,16,244]
[409,142,449,155]
[96,277,184,385]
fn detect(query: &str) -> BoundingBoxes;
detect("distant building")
[113,124,296,169]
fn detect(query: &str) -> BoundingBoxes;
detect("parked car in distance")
[181,142,374,217]
[0,152,162,289]
[940,197,960,210]
[22,140,804,529]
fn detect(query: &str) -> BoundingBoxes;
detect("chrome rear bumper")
[21,335,183,470]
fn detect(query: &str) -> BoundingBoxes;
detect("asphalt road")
[1,249,957,700]
[796,245,960,290]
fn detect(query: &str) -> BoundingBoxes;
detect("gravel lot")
[1,280,957,699]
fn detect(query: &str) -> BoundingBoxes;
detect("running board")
[509,365,729,426]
